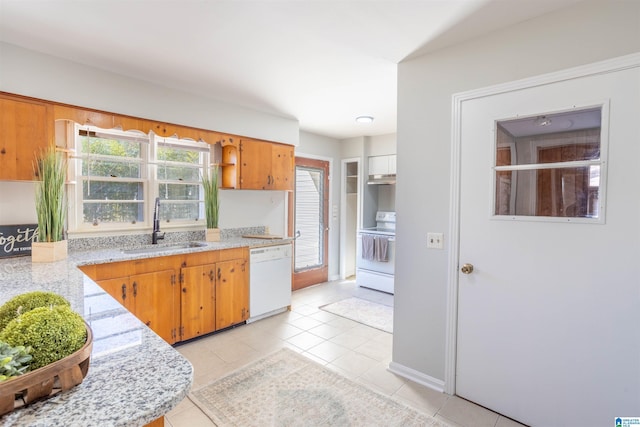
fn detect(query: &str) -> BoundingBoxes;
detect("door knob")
[461,263,474,274]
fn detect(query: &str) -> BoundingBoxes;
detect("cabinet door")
[180,264,216,341]
[0,95,52,181]
[368,156,387,175]
[131,270,177,344]
[215,259,249,329]
[270,143,294,191]
[97,277,133,312]
[388,154,397,175]
[240,139,272,189]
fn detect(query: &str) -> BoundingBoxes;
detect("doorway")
[450,57,640,426]
[290,157,329,290]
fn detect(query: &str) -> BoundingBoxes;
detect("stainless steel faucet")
[152,197,165,244]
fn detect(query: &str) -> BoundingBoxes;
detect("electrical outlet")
[427,232,444,249]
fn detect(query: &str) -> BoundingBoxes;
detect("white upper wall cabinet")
[369,154,396,175]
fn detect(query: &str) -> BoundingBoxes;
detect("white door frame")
[444,52,640,395]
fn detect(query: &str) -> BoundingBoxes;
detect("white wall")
[219,190,287,236]
[0,182,37,224]
[394,0,640,386]
[0,43,299,145]
[297,131,342,280]
[0,43,300,234]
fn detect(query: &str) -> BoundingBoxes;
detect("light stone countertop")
[0,236,291,427]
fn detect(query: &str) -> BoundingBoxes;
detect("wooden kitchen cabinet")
[215,258,249,329]
[240,139,294,190]
[270,142,295,191]
[96,269,177,344]
[218,136,241,189]
[180,263,216,341]
[0,94,53,181]
[82,247,249,344]
[131,270,177,344]
[180,248,249,339]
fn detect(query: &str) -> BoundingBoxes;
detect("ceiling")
[0,0,582,140]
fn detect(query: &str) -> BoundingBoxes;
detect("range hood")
[367,174,396,185]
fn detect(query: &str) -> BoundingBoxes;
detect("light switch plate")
[427,233,444,249]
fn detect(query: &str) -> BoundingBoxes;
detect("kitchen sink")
[121,241,208,254]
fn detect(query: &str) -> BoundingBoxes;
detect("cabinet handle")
[0,148,5,155]
[132,281,137,297]
[208,269,215,282]
[217,268,221,280]
[121,283,126,301]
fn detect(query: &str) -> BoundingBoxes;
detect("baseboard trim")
[388,361,446,394]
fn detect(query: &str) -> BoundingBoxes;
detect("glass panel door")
[294,166,324,271]
[291,157,329,290]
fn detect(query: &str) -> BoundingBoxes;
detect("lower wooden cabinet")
[81,247,249,345]
[215,258,249,330]
[180,256,249,340]
[97,269,177,344]
[180,264,216,341]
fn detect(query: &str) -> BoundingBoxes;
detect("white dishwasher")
[247,243,292,323]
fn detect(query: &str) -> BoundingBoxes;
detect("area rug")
[189,348,445,427]
[320,297,393,333]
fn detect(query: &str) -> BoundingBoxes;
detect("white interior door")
[456,63,640,427]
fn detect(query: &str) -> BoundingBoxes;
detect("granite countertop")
[0,234,291,426]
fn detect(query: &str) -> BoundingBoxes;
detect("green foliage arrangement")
[0,305,86,370]
[0,341,32,382]
[202,164,220,229]
[34,146,67,243]
[0,291,70,332]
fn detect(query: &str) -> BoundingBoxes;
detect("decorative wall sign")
[0,224,38,258]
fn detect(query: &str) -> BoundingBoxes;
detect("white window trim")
[68,125,212,235]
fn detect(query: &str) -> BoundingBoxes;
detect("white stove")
[360,211,396,235]
[356,211,396,294]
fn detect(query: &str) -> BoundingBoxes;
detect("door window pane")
[494,107,605,221]
[295,167,324,271]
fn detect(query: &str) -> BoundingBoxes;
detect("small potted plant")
[202,164,220,242]
[32,146,68,262]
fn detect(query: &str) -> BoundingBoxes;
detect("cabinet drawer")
[219,247,247,262]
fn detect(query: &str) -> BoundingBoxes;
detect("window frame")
[491,103,609,224]
[153,135,211,226]
[68,124,211,234]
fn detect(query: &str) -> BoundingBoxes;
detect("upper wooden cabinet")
[219,136,241,189]
[1,91,294,188]
[0,94,53,181]
[240,139,294,191]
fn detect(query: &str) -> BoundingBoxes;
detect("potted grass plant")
[32,146,68,262]
[202,164,220,242]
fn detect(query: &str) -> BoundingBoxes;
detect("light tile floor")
[165,279,525,427]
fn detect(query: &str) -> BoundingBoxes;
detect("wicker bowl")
[0,321,93,416]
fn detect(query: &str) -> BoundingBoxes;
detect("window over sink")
[68,124,211,233]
